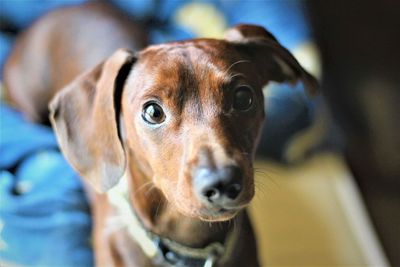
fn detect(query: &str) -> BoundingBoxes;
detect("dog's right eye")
[142,103,165,124]
[233,86,254,111]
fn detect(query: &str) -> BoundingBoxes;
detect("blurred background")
[0,0,399,266]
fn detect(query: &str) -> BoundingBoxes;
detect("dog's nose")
[194,166,243,207]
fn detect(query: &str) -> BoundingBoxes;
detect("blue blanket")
[0,104,93,267]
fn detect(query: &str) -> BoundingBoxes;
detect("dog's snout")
[194,166,243,207]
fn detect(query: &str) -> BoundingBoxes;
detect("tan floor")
[249,153,388,267]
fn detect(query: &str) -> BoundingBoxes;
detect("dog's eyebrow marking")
[174,52,203,117]
[221,73,248,93]
[140,93,163,102]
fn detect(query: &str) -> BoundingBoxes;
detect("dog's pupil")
[148,105,161,118]
[234,87,253,110]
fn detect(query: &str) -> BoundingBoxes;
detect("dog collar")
[107,174,238,267]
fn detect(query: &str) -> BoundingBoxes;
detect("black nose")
[193,166,243,207]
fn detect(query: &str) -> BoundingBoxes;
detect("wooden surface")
[249,153,388,266]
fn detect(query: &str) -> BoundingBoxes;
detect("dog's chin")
[174,202,242,222]
[198,209,240,222]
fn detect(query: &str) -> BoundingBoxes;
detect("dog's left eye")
[142,102,165,124]
[233,86,253,111]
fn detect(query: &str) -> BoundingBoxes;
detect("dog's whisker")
[144,184,156,196]
[255,186,268,196]
[228,72,246,80]
[255,176,278,194]
[154,198,164,219]
[225,59,252,74]
[254,169,280,189]
[254,180,266,189]
[254,178,274,197]
[254,186,267,198]
[254,167,279,176]
[254,178,268,188]
[132,181,154,196]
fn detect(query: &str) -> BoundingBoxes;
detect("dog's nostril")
[226,183,242,200]
[204,188,219,200]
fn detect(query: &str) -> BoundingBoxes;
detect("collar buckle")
[155,237,224,267]
[204,252,218,267]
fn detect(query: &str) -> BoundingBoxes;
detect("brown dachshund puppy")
[4,2,317,267]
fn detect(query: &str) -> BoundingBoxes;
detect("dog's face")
[123,40,266,221]
[50,25,317,222]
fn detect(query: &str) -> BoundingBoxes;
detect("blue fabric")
[112,0,157,20]
[222,0,311,50]
[0,105,57,169]
[257,83,314,160]
[0,34,14,78]
[0,104,93,267]
[0,0,86,29]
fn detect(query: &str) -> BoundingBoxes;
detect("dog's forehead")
[137,39,250,76]
[129,40,249,105]
[141,39,234,62]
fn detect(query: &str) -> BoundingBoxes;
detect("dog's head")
[50,24,317,222]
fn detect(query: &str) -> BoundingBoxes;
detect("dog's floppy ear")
[225,24,318,95]
[49,49,135,192]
